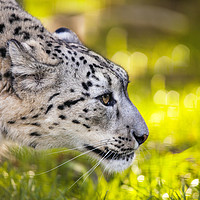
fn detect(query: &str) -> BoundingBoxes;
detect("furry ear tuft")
[7,39,59,96]
[8,39,30,66]
[8,39,36,76]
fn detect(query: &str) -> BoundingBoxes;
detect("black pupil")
[104,94,109,100]
[97,93,116,106]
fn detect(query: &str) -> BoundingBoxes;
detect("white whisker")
[35,144,106,176]
[67,150,111,190]
[47,139,114,155]
[82,150,111,184]
[99,152,117,182]
[137,145,151,159]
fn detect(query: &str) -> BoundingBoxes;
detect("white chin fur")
[101,156,135,173]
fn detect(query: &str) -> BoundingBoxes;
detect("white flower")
[162,193,169,200]
[137,175,145,182]
[191,179,199,187]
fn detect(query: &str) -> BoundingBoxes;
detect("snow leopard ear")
[7,39,59,95]
[8,39,34,67]
[53,27,82,45]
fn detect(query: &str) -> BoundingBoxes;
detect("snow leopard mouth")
[84,144,135,161]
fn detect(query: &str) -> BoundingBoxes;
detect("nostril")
[131,131,148,145]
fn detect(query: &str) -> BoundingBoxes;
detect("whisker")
[35,144,106,176]
[137,145,151,158]
[82,150,111,184]
[141,145,151,155]
[47,139,114,155]
[99,152,117,181]
[67,150,111,190]
[67,160,100,190]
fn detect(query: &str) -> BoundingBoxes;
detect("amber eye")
[102,94,110,105]
[98,93,116,106]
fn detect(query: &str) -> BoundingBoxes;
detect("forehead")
[60,43,129,87]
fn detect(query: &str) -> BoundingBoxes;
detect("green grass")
[1,82,200,200]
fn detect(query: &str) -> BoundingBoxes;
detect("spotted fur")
[0,0,149,172]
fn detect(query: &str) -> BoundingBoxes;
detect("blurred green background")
[1,0,200,199]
